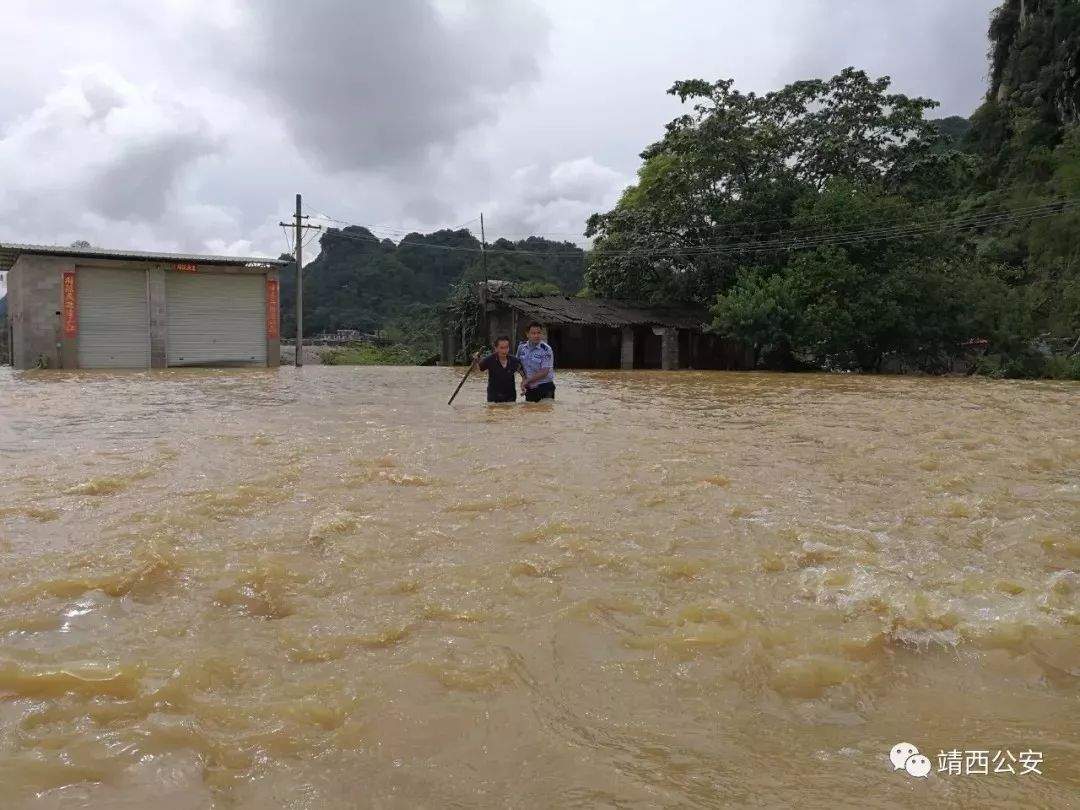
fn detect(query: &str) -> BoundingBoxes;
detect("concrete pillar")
[148,267,167,368]
[10,255,66,369]
[443,328,459,365]
[620,326,635,369]
[266,269,280,368]
[655,327,679,370]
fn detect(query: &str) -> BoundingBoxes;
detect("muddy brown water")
[0,367,1076,808]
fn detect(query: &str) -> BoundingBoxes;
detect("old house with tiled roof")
[442,282,752,370]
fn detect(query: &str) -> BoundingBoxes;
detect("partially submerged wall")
[9,255,66,369]
[9,255,280,370]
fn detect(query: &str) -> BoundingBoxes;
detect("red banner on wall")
[266,278,280,339]
[62,271,77,337]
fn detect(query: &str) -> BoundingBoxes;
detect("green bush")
[320,343,428,366]
[1041,353,1080,380]
[975,351,1080,380]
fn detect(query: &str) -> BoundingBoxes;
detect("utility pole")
[480,212,488,288]
[480,212,488,346]
[279,194,320,367]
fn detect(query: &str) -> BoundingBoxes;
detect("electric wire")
[308,197,1080,259]
[313,179,1070,245]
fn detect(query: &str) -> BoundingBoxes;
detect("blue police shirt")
[517,340,555,386]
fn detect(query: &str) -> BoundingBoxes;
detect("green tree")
[712,181,973,371]
[585,68,950,305]
[586,4,1080,378]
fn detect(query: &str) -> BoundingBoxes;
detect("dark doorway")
[633,327,662,368]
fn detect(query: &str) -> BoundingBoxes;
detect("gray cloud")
[781,0,1000,116]
[0,65,226,249]
[401,195,455,225]
[236,0,550,171]
[80,71,126,123]
[0,0,1003,263]
[483,157,629,239]
[93,131,220,221]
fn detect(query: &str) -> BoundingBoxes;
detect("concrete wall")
[440,327,458,364]
[9,254,279,370]
[485,307,515,347]
[9,255,68,369]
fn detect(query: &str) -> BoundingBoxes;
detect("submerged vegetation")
[320,342,432,366]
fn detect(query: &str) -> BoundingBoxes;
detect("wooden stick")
[447,360,476,405]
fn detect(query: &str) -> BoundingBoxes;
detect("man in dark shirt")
[471,337,526,403]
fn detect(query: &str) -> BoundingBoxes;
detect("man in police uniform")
[518,321,556,401]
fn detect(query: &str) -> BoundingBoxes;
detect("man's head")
[527,322,543,344]
[494,336,510,358]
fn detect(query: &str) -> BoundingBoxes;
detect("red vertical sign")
[62,271,77,337]
[266,278,280,339]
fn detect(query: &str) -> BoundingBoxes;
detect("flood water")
[0,366,1076,808]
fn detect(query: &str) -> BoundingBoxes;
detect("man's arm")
[524,346,553,386]
[521,350,551,391]
[524,366,550,386]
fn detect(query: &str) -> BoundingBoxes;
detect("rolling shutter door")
[166,273,266,366]
[77,268,150,368]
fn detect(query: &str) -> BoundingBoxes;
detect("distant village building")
[299,329,394,347]
[2,242,288,369]
[442,282,752,370]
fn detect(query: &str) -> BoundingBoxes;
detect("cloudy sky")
[0,0,1001,295]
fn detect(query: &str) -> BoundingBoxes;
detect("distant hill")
[987,0,1079,127]
[930,115,972,146]
[968,0,1080,179]
[278,226,585,338]
[472,236,589,294]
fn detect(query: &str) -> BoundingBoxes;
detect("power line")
[311,180,1067,245]
[635,200,1080,259]
[314,213,482,237]
[647,198,1079,257]
[309,197,1080,259]
[319,218,414,235]
[581,180,1079,247]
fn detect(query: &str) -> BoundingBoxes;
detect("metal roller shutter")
[77,268,150,368]
[166,273,267,366]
